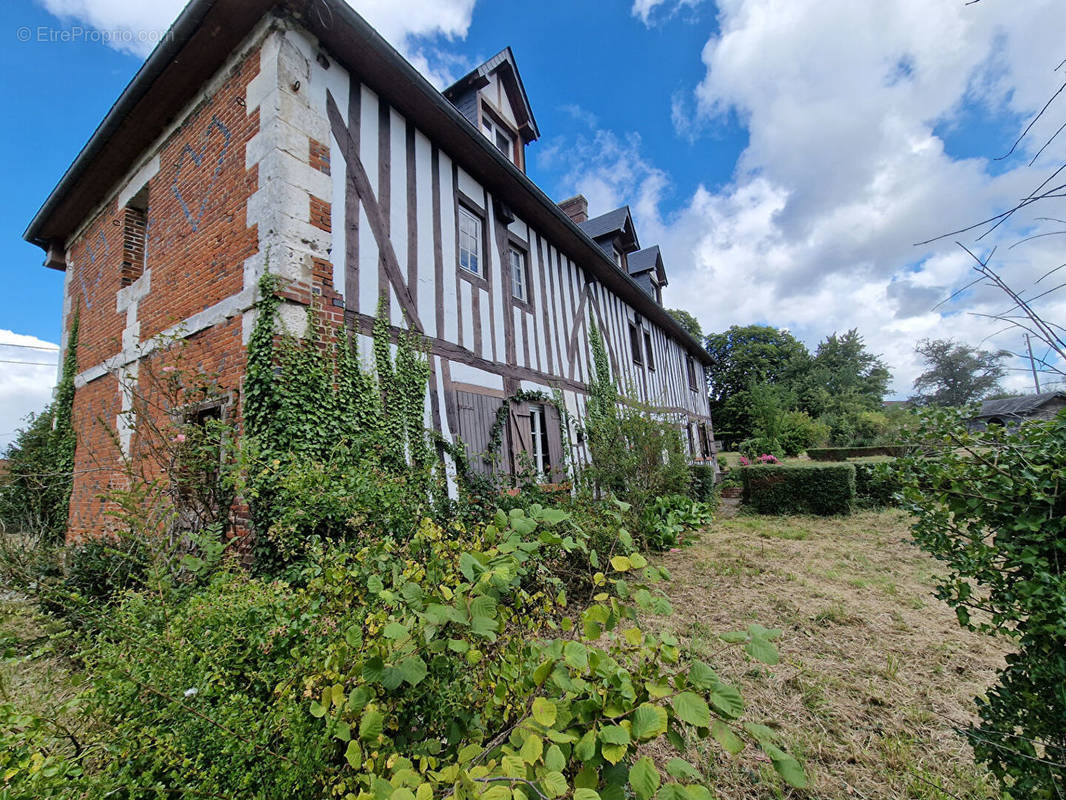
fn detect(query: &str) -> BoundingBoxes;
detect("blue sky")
[2,0,1065,446]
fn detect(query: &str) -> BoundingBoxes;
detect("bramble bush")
[894,407,1065,797]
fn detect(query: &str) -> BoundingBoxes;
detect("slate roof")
[578,207,636,243]
[443,47,540,140]
[976,392,1066,418]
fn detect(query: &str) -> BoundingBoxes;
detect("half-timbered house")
[23,0,715,538]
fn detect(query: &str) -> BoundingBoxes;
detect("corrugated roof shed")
[976,392,1066,418]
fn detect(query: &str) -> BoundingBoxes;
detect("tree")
[667,308,702,341]
[800,329,890,416]
[704,325,811,442]
[910,338,1008,407]
[0,314,78,541]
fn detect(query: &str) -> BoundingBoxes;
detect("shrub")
[895,406,1066,796]
[777,410,828,456]
[853,461,899,508]
[62,532,149,610]
[77,504,807,797]
[741,463,855,515]
[642,494,715,550]
[688,463,717,502]
[737,436,784,461]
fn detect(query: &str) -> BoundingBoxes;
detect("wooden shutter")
[508,402,532,475]
[456,390,504,476]
[545,404,566,483]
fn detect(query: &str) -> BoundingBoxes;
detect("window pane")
[643,331,654,370]
[495,129,511,153]
[510,248,525,300]
[459,208,481,275]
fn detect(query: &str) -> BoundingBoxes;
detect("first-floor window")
[686,355,698,391]
[529,403,552,477]
[686,422,696,457]
[629,322,644,366]
[643,330,655,370]
[458,206,482,276]
[510,247,527,301]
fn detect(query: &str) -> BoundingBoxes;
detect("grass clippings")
[656,509,1008,799]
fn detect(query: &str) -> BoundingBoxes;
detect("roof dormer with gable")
[444,48,540,173]
[577,206,640,271]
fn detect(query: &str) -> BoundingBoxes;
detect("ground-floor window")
[529,403,552,477]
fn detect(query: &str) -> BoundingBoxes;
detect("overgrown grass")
[653,509,1008,799]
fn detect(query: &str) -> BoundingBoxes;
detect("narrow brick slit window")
[122,187,148,287]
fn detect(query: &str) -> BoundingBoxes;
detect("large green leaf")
[564,641,589,670]
[398,655,428,686]
[744,635,779,665]
[711,720,745,754]
[520,733,544,764]
[665,759,701,782]
[541,771,568,798]
[763,743,808,788]
[573,788,601,800]
[598,725,629,745]
[631,703,668,740]
[532,697,557,728]
[359,709,384,742]
[628,757,660,800]
[708,683,744,719]
[672,692,711,727]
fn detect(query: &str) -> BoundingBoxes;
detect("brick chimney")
[558,195,588,224]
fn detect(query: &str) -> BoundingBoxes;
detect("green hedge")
[806,445,909,461]
[741,463,855,515]
[853,461,900,508]
[689,464,717,502]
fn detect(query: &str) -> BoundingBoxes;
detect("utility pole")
[1026,334,1041,394]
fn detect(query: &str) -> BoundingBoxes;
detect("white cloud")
[548,0,1066,399]
[632,0,705,27]
[36,0,477,84]
[0,331,60,453]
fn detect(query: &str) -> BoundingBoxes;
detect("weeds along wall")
[244,274,447,569]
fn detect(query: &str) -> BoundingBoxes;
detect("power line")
[0,358,58,367]
[0,342,60,352]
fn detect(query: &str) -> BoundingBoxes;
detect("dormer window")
[482,116,514,163]
[613,248,623,269]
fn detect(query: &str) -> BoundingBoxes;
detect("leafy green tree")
[802,329,890,414]
[667,308,702,341]
[704,325,811,442]
[910,338,1008,407]
[0,314,78,541]
[895,408,1066,797]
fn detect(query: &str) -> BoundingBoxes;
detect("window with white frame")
[529,403,552,477]
[509,246,527,301]
[482,117,514,162]
[458,206,482,276]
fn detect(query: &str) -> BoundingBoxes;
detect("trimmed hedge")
[689,463,717,502]
[741,463,855,516]
[854,461,900,508]
[807,445,909,461]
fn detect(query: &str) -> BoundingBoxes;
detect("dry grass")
[654,508,1008,799]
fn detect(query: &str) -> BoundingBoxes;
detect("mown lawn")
[654,508,1008,799]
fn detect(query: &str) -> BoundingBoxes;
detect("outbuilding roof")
[976,392,1066,418]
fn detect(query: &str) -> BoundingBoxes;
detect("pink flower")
[172,433,187,443]
[739,456,751,466]
[162,366,177,373]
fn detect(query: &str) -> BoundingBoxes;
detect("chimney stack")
[558,195,588,224]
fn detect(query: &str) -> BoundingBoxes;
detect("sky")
[2,0,1066,449]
